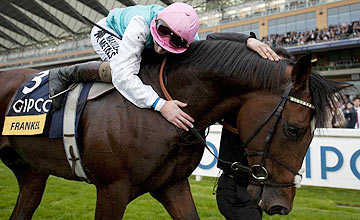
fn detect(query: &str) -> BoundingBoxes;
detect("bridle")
[159,57,315,188]
[236,86,314,188]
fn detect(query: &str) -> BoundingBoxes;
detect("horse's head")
[161,42,349,215]
[236,54,350,215]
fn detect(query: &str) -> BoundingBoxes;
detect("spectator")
[353,97,360,129]
[355,21,360,34]
[343,102,353,127]
[344,97,360,128]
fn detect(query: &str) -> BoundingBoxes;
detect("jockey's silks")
[106,4,164,49]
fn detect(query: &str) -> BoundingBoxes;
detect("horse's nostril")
[268,205,290,215]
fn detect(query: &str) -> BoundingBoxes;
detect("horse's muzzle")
[248,184,294,216]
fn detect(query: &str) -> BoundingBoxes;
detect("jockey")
[49,3,199,131]
[92,3,200,131]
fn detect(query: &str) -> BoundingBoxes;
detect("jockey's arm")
[110,16,165,110]
[110,16,194,131]
[206,32,280,61]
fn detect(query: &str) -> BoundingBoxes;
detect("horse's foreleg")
[1,147,48,220]
[151,178,200,220]
[94,180,131,220]
[10,171,48,220]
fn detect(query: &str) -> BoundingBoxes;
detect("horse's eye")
[286,126,301,140]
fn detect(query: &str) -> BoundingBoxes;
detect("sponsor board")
[193,126,360,190]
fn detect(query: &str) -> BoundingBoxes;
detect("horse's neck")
[166,68,242,128]
[139,60,249,129]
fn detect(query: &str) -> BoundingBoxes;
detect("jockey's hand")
[159,100,194,131]
[246,38,281,61]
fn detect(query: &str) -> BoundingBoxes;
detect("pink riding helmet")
[150,2,199,54]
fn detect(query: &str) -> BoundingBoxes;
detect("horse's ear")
[291,53,312,89]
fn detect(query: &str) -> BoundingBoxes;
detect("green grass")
[1,162,360,220]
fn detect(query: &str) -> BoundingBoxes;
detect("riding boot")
[49,61,112,110]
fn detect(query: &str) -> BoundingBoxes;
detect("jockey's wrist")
[152,97,166,111]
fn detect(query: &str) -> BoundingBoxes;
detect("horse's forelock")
[309,71,344,128]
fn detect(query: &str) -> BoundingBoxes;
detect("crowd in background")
[262,20,360,47]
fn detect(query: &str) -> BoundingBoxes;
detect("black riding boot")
[49,61,112,109]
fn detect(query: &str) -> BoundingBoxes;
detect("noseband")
[159,58,315,188]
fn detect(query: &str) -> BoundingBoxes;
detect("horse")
[0,39,348,219]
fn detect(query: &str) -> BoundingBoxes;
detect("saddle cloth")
[3,70,52,135]
[2,70,114,137]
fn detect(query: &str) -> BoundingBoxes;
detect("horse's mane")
[147,40,345,128]
[167,40,290,92]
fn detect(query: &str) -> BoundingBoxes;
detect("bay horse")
[0,40,347,219]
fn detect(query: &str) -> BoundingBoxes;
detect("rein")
[159,57,172,101]
[158,57,314,188]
